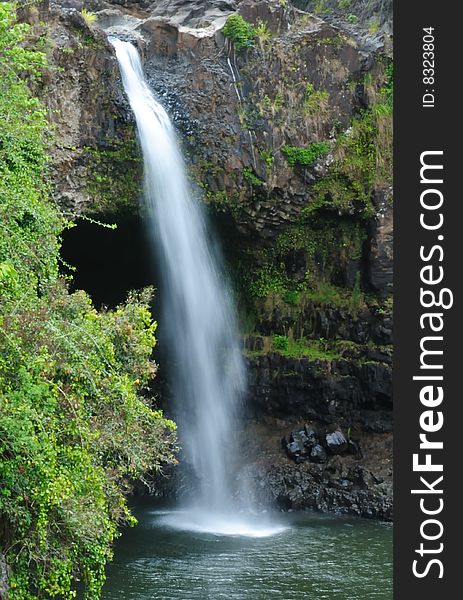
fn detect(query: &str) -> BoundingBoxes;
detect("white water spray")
[111,40,250,521]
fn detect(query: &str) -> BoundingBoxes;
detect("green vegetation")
[235,214,366,305]
[232,58,392,322]
[282,142,330,168]
[243,167,264,188]
[383,61,393,104]
[308,63,393,215]
[272,335,289,351]
[223,15,271,53]
[247,334,392,364]
[223,14,257,51]
[256,92,284,119]
[255,20,271,50]
[303,83,329,117]
[282,290,300,306]
[245,262,289,299]
[369,17,380,34]
[313,0,328,14]
[316,35,343,49]
[260,148,274,169]
[84,139,142,216]
[306,280,365,312]
[347,14,359,24]
[0,4,176,597]
[81,8,97,26]
[271,336,341,361]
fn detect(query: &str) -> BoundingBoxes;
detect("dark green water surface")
[103,500,392,600]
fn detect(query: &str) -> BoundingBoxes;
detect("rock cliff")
[25,0,393,519]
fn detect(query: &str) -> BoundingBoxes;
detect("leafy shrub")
[271,336,340,361]
[0,4,176,597]
[260,148,274,169]
[81,8,97,25]
[282,142,330,167]
[246,262,288,298]
[223,14,256,50]
[273,335,289,351]
[309,63,393,216]
[243,167,264,187]
[255,20,271,49]
[347,14,359,24]
[282,290,300,306]
[383,62,393,105]
[307,280,365,311]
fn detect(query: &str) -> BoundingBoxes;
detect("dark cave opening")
[60,210,243,310]
[60,213,173,408]
[61,214,157,309]
[59,210,243,409]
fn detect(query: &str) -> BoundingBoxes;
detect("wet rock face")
[143,0,238,27]
[368,186,393,295]
[38,3,142,215]
[260,462,392,519]
[39,1,393,308]
[239,0,292,33]
[0,552,10,599]
[255,301,393,345]
[233,419,393,520]
[135,12,369,238]
[246,353,392,431]
[147,419,393,521]
[260,464,392,521]
[46,1,388,218]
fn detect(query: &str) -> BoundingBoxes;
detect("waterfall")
[111,40,246,514]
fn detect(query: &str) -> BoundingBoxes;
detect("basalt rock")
[0,552,9,599]
[254,300,393,345]
[243,456,392,519]
[35,2,393,350]
[285,424,350,462]
[246,352,392,431]
[36,2,143,215]
[325,429,348,454]
[291,0,393,39]
[310,443,327,463]
[43,1,391,231]
[368,186,393,296]
[149,431,392,520]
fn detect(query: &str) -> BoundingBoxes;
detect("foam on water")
[156,510,289,538]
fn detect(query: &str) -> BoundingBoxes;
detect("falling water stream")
[105,40,393,598]
[111,39,280,536]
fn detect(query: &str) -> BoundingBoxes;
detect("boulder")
[304,425,319,445]
[285,428,311,461]
[310,444,327,464]
[325,429,349,454]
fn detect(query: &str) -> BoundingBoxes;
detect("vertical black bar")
[395,1,462,597]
